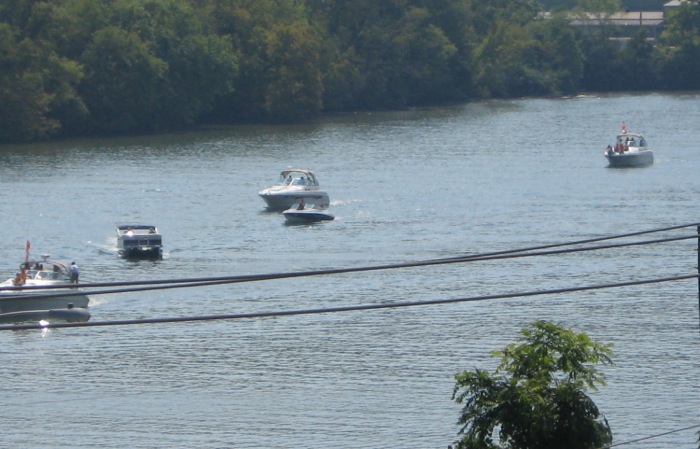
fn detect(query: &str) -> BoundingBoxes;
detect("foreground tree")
[452,320,614,449]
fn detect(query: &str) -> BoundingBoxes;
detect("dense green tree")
[571,0,627,91]
[471,20,538,98]
[318,0,463,109]
[654,0,700,90]
[2,0,699,142]
[383,7,458,105]
[0,24,57,142]
[263,21,323,121]
[22,0,104,136]
[579,33,625,91]
[424,0,480,99]
[315,0,398,109]
[572,0,621,21]
[527,16,585,94]
[106,0,238,128]
[69,0,239,134]
[0,22,84,142]
[452,320,613,449]
[161,33,238,125]
[619,29,655,90]
[79,26,168,134]
[319,44,365,111]
[466,0,591,99]
[44,0,110,59]
[469,0,543,33]
[0,0,35,27]
[207,0,312,122]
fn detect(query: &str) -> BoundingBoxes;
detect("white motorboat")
[0,253,90,323]
[283,198,335,224]
[605,124,653,167]
[116,225,163,259]
[259,168,330,211]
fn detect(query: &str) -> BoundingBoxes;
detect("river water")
[0,93,698,448]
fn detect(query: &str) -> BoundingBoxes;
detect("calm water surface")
[0,93,699,448]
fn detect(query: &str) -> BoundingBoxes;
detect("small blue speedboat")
[283,199,334,224]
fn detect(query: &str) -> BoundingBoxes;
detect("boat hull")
[260,192,330,211]
[0,307,90,324]
[283,210,335,223]
[0,290,89,314]
[118,247,163,260]
[606,150,653,167]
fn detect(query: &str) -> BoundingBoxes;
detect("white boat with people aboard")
[604,122,653,168]
[283,198,335,224]
[116,225,163,259]
[0,246,90,324]
[259,168,330,211]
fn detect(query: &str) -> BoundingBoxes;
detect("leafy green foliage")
[654,0,700,90]
[0,0,699,142]
[526,17,584,95]
[0,22,84,141]
[263,21,323,121]
[452,320,613,449]
[80,26,168,134]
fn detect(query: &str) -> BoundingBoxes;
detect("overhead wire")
[1,273,697,331]
[2,224,699,446]
[1,226,698,300]
[602,423,700,448]
[0,222,697,331]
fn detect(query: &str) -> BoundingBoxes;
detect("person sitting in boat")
[13,268,27,286]
[606,145,613,156]
[297,199,306,210]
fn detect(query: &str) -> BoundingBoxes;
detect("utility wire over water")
[2,222,698,331]
[2,273,697,331]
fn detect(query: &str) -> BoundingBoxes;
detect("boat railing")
[122,237,162,247]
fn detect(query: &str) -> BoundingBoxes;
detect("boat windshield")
[616,134,646,147]
[275,170,318,187]
[35,271,62,280]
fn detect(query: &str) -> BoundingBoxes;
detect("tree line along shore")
[1,0,699,144]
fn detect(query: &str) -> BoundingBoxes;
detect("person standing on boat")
[70,262,79,284]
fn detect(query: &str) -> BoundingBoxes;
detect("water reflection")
[1,93,699,449]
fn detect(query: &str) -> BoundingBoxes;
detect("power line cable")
[603,423,700,448]
[1,231,697,300]
[1,273,696,331]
